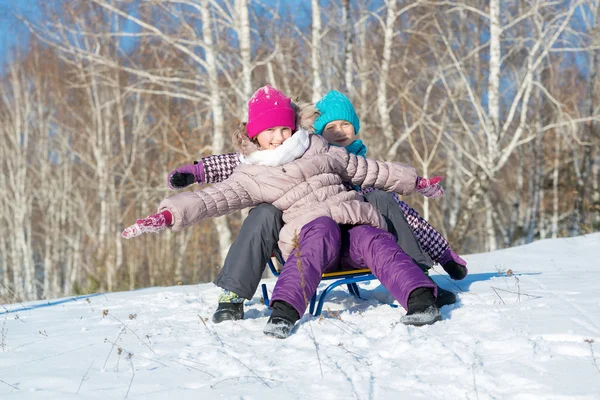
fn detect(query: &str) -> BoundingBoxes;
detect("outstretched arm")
[123,177,259,238]
[168,153,242,189]
[161,178,257,230]
[338,150,419,195]
[337,150,444,198]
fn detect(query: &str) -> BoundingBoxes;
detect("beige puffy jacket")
[159,133,417,259]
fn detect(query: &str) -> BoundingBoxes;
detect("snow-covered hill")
[2,233,600,399]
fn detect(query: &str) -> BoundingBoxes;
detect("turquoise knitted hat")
[313,90,360,135]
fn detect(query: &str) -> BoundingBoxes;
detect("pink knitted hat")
[246,85,296,138]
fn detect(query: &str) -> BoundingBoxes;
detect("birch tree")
[376,0,397,145]
[433,0,590,247]
[237,0,252,116]
[0,63,36,299]
[572,0,600,234]
[342,0,353,94]
[201,0,233,264]
[311,0,323,102]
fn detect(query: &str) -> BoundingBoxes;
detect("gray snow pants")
[213,204,284,300]
[213,192,433,300]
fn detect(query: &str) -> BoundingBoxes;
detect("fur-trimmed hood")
[232,102,319,156]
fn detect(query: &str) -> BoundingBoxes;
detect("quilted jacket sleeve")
[158,176,258,231]
[336,148,418,195]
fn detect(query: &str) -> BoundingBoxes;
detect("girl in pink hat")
[123,86,445,337]
[166,87,465,325]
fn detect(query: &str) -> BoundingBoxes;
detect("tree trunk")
[357,9,369,120]
[311,0,323,102]
[589,1,600,230]
[484,194,497,251]
[449,169,491,250]
[571,2,599,236]
[237,0,252,118]
[0,236,8,300]
[448,148,463,230]
[592,150,599,229]
[202,0,232,265]
[505,148,524,246]
[342,0,353,94]
[526,130,543,243]
[377,0,396,144]
[552,130,561,238]
[487,0,501,154]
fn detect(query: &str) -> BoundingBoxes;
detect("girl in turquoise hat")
[312,90,467,293]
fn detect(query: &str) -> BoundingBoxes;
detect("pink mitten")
[122,210,173,239]
[415,176,444,199]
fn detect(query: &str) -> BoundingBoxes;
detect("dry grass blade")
[103,324,128,369]
[585,339,600,375]
[198,315,224,347]
[125,354,135,399]
[76,361,94,394]
[109,315,155,354]
[491,287,506,305]
[0,378,19,391]
[489,286,542,299]
[0,282,28,311]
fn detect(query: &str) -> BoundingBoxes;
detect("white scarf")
[239,129,310,167]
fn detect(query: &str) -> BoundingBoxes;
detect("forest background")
[0,0,599,302]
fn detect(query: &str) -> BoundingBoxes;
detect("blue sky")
[0,0,41,72]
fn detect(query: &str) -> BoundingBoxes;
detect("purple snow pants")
[270,216,437,317]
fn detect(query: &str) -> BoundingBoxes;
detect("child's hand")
[168,161,205,189]
[415,176,444,198]
[170,172,195,189]
[122,211,172,239]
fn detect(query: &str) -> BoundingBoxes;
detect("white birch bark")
[551,130,560,239]
[311,0,323,102]
[1,64,36,299]
[487,0,501,157]
[485,194,497,251]
[0,236,8,300]
[202,0,232,265]
[342,0,353,94]
[237,0,252,221]
[592,153,599,228]
[448,149,463,230]
[526,131,543,244]
[357,10,369,120]
[237,0,252,118]
[377,0,396,143]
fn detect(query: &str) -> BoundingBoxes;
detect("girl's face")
[255,126,293,150]
[322,120,355,147]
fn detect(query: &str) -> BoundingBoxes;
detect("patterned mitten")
[415,176,444,199]
[122,210,173,239]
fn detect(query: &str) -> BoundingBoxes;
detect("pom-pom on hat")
[313,90,360,135]
[246,85,296,138]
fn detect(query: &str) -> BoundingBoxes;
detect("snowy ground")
[1,233,600,399]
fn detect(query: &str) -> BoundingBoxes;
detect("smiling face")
[321,120,356,147]
[255,126,293,150]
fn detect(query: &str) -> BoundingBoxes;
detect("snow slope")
[1,233,600,399]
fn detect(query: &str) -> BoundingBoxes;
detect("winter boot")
[263,300,300,339]
[401,287,442,326]
[424,273,456,307]
[212,290,244,324]
[439,248,468,280]
[436,287,457,308]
